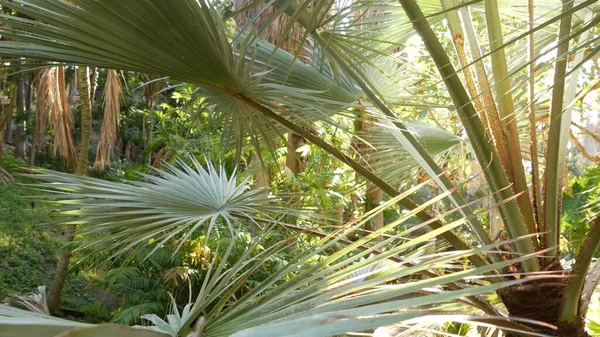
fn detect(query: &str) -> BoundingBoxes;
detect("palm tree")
[47,65,92,313]
[0,0,599,336]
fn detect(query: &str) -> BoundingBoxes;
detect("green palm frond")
[178,189,542,337]
[0,192,550,337]
[25,158,299,257]
[356,120,461,182]
[0,0,356,147]
[105,266,141,280]
[113,302,166,327]
[140,294,194,337]
[0,0,242,89]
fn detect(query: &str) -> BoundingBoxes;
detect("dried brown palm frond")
[93,69,122,170]
[41,66,78,166]
[34,69,51,152]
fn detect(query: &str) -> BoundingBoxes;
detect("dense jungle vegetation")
[0,1,600,336]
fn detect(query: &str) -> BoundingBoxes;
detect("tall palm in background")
[0,0,599,336]
[46,65,93,313]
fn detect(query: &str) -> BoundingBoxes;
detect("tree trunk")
[364,183,383,232]
[4,119,13,144]
[76,67,92,175]
[46,223,75,313]
[26,77,35,166]
[285,132,304,175]
[249,154,269,234]
[498,283,588,336]
[13,71,26,158]
[355,109,383,233]
[47,66,92,314]
[284,132,305,251]
[0,87,16,162]
[234,0,307,240]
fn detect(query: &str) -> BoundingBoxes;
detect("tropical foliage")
[0,0,599,336]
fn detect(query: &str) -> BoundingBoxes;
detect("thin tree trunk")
[285,132,304,175]
[89,67,98,107]
[3,119,13,144]
[76,67,92,175]
[0,87,16,163]
[13,71,26,158]
[47,66,92,314]
[142,74,163,166]
[249,153,269,234]
[284,132,304,251]
[26,77,35,166]
[355,108,383,233]
[46,224,74,313]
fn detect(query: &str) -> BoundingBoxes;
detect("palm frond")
[94,69,122,170]
[140,293,194,337]
[14,286,50,316]
[357,120,460,182]
[0,304,169,337]
[35,66,78,164]
[25,158,301,258]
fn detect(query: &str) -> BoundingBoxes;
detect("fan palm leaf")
[25,158,301,257]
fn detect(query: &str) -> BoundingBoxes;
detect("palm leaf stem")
[484,0,537,244]
[309,33,496,259]
[527,0,543,237]
[559,215,600,324]
[542,0,575,260]
[440,0,486,129]
[397,0,539,272]
[234,93,493,270]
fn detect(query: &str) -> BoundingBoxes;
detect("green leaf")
[25,159,300,257]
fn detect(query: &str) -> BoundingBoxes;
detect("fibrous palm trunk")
[47,66,92,314]
[76,67,92,175]
[353,106,383,233]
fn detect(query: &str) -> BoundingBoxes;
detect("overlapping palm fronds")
[1,0,599,335]
[356,120,461,183]
[1,180,552,337]
[94,69,122,170]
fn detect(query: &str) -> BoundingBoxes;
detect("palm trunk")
[285,132,304,222]
[355,111,383,233]
[46,223,74,313]
[284,132,304,251]
[26,77,35,166]
[47,66,92,314]
[285,132,304,175]
[13,71,26,158]
[249,153,269,234]
[4,120,13,144]
[76,67,92,175]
